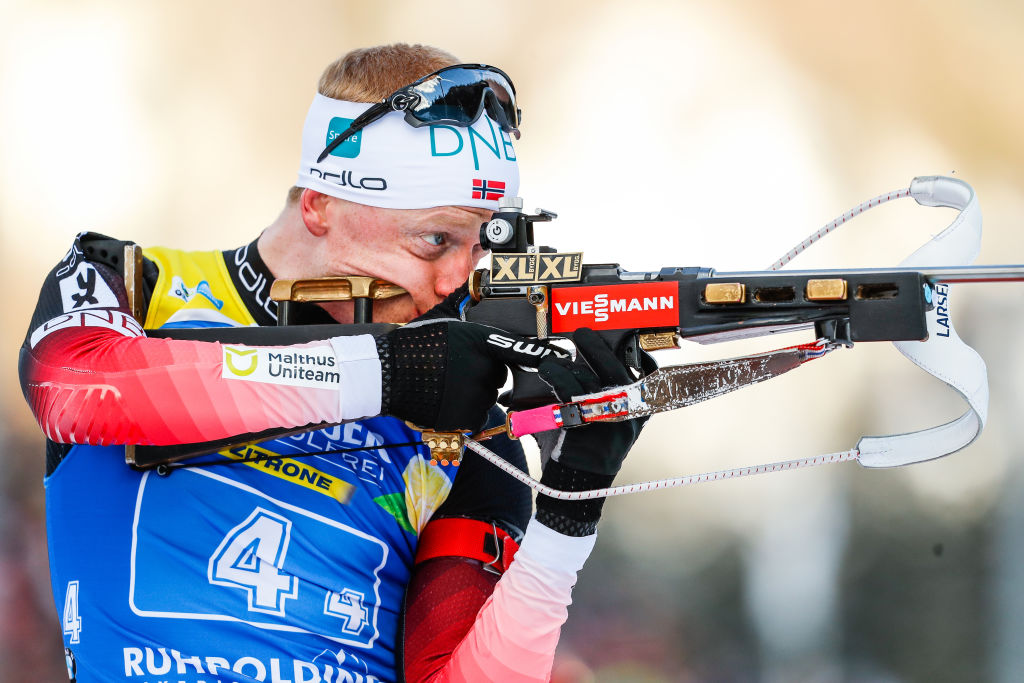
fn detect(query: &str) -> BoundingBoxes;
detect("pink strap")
[508,405,560,439]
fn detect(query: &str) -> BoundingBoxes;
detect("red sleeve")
[402,518,595,682]
[19,241,375,446]
[402,557,501,683]
[21,325,347,446]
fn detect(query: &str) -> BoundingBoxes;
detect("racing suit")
[20,233,592,683]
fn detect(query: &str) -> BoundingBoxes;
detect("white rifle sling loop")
[858,176,988,466]
[770,175,988,467]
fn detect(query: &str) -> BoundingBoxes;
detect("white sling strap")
[857,176,988,466]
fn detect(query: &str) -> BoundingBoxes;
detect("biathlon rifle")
[139,176,1024,494]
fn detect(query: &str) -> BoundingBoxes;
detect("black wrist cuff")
[375,335,392,415]
[378,325,447,426]
[535,509,601,537]
[535,461,615,537]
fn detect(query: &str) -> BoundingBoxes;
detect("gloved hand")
[412,281,473,322]
[377,318,556,432]
[533,328,647,536]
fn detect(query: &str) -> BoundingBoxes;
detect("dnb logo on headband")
[473,179,505,201]
[325,117,362,158]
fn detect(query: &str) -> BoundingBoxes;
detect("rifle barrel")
[713,265,1024,284]
[921,266,1024,283]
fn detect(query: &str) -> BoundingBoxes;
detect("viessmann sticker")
[550,282,679,333]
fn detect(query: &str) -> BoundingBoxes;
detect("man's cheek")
[375,296,420,324]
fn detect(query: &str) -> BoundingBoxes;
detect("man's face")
[316,197,491,324]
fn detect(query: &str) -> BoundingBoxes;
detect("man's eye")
[421,233,446,246]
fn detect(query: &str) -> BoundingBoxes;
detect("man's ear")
[299,189,332,237]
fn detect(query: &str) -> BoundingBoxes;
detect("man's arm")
[19,236,553,449]
[19,241,379,447]
[400,406,531,681]
[403,524,595,683]
[401,331,645,682]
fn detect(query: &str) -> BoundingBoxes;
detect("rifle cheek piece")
[270,276,408,325]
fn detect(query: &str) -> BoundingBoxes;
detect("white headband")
[295,94,520,210]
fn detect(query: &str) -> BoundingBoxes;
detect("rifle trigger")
[814,319,854,348]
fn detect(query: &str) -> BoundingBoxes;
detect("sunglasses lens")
[318,66,519,163]
[406,67,519,130]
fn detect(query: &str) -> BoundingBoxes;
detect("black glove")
[377,319,556,432]
[534,328,647,536]
[413,282,473,322]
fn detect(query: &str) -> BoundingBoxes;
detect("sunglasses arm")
[316,101,391,162]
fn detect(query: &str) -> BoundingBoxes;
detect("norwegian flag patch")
[472,179,506,201]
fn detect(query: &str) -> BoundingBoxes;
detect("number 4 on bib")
[63,580,82,644]
[208,508,299,615]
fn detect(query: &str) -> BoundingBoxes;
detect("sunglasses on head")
[317,64,521,163]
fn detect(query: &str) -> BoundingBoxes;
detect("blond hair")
[286,43,460,204]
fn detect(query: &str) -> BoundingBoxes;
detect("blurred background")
[3,0,1024,681]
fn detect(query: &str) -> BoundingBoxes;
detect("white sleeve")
[328,335,383,419]
[435,518,597,682]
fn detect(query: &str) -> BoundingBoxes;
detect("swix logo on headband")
[472,179,505,201]
[551,282,679,332]
[325,117,362,158]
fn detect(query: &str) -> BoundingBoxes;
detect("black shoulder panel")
[74,232,159,320]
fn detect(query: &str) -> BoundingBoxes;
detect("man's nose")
[433,247,478,298]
